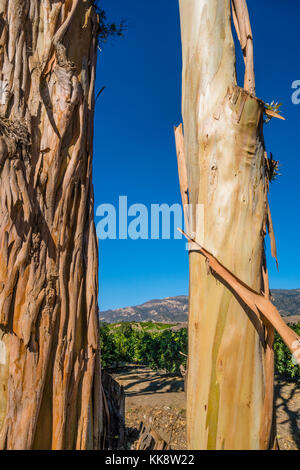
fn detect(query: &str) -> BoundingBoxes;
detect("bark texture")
[178,0,281,450]
[0,0,103,449]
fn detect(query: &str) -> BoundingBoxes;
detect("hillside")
[100,296,188,324]
[100,290,300,324]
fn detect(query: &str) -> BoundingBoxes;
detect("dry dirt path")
[111,365,299,450]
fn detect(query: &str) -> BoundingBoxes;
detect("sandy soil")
[111,365,299,450]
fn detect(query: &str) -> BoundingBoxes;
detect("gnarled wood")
[0,0,103,449]
[135,422,171,451]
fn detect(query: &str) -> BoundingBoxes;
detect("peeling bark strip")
[232,0,255,95]
[0,1,103,449]
[174,124,190,232]
[179,0,282,450]
[179,229,300,361]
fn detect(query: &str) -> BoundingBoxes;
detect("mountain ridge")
[100,289,300,324]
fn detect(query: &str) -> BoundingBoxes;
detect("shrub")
[274,323,300,381]
[99,323,187,373]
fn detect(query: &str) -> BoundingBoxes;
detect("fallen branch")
[178,228,300,364]
[135,422,170,450]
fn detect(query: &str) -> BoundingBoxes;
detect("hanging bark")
[0,0,104,449]
[178,0,289,450]
[178,229,300,361]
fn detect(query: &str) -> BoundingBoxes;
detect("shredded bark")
[0,0,104,450]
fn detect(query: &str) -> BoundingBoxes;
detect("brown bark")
[135,423,171,451]
[0,0,103,449]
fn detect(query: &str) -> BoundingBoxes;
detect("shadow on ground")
[275,377,300,450]
[111,365,299,450]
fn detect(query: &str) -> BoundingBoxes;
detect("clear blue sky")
[94,0,300,311]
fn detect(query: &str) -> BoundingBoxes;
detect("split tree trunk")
[179,0,277,449]
[0,0,103,449]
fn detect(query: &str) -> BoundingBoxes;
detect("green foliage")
[99,323,116,368]
[99,322,187,373]
[152,328,188,373]
[265,101,283,113]
[274,323,300,381]
[264,101,283,124]
[92,1,126,47]
[100,322,300,381]
[139,322,176,331]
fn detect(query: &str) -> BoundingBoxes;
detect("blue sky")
[94,0,300,311]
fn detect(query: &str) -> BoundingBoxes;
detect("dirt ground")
[111,365,299,450]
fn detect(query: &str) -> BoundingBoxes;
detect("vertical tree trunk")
[0,0,103,449]
[178,0,276,449]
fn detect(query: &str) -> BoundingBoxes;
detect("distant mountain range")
[100,296,188,324]
[100,289,300,324]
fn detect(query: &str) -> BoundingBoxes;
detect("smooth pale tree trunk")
[0,0,103,449]
[179,0,276,449]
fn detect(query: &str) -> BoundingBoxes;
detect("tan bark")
[179,229,300,360]
[174,124,190,232]
[178,0,285,450]
[0,0,103,449]
[232,0,255,94]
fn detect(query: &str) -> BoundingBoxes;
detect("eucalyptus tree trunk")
[0,0,103,449]
[178,0,278,450]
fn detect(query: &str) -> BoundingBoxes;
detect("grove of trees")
[100,322,300,382]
